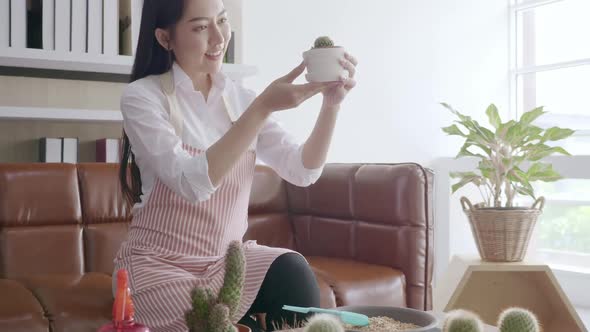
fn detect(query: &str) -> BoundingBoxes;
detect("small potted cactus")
[443,309,484,332]
[185,240,250,332]
[497,308,540,332]
[304,313,345,332]
[443,307,541,332]
[302,36,348,82]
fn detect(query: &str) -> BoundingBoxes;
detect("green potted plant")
[302,36,348,83]
[441,103,575,262]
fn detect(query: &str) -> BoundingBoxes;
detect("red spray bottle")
[98,269,150,332]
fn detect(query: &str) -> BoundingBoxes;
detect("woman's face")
[169,0,231,75]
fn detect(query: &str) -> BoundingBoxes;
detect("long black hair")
[120,0,186,204]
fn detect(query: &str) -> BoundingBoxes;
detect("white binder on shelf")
[88,0,103,54]
[39,137,62,163]
[10,0,27,48]
[103,0,119,56]
[71,0,87,53]
[0,0,9,48]
[55,0,71,51]
[42,0,55,50]
[61,137,79,163]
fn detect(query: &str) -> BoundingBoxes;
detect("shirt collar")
[172,62,227,93]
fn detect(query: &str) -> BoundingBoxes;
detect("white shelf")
[0,47,257,79]
[0,106,123,122]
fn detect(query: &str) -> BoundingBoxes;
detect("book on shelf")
[55,0,71,51]
[96,138,121,163]
[39,137,79,163]
[39,137,62,163]
[88,0,104,54]
[62,137,79,164]
[103,0,119,56]
[119,0,143,55]
[0,0,8,48]
[26,0,42,49]
[42,0,55,50]
[10,0,27,48]
[71,0,87,53]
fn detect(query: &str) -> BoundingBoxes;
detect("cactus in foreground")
[443,309,484,332]
[218,241,245,318]
[313,36,335,48]
[498,308,540,332]
[185,240,245,332]
[304,313,345,332]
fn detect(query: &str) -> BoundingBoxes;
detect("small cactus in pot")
[498,308,540,332]
[443,310,484,332]
[304,313,345,332]
[312,36,337,49]
[303,36,347,83]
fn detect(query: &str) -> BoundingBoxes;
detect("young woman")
[114,0,357,331]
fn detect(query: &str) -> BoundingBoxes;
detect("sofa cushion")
[0,279,49,332]
[76,163,132,225]
[307,256,406,307]
[0,164,84,279]
[1,225,84,278]
[0,163,82,227]
[18,273,112,332]
[84,223,129,275]
[314,273,337,308]
[245,214,296,250]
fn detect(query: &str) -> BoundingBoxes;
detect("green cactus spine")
[218,241,245,318]
[186,240,245,332]
[209,303,235,332]
[498,308,540,332]
[313,36,335,49]
[303,313,345,332]
[443,310,484,332]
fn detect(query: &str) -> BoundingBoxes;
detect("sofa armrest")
[285,163,434,310]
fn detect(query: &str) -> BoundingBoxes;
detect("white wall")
[242,0,510,167]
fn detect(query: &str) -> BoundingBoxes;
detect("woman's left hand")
[321,52,358,108]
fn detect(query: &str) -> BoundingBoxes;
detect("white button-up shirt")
[121,63,324,212]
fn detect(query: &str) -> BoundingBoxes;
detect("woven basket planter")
[461,196,545,262]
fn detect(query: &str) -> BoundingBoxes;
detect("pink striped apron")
[114,70,296,331]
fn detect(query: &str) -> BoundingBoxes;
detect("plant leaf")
[486,104,502,129]
[542,127,576,142]
[451,175,484,193]
[442,124,467,137]
[520,106,546,125]
[526,145,572,161]
[527,162,562,182]
[497,120,517,140]
[514,183,536,200]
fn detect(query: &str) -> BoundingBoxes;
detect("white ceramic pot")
[302,46,348,83]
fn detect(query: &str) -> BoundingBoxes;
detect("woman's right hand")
[252,62,338,114]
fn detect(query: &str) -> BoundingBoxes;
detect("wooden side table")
[434,255,587,332]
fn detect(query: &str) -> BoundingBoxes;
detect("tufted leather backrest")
[0,163,84,278]
[285,163,434,310]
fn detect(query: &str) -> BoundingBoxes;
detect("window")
[510,0,590,269]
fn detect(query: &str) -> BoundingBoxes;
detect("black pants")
[238,253,320,331]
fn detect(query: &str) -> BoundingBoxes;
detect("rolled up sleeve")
[121,84,218,202]
[256,116,325,187]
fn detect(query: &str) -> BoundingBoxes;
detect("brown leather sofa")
[0,162,433,332]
